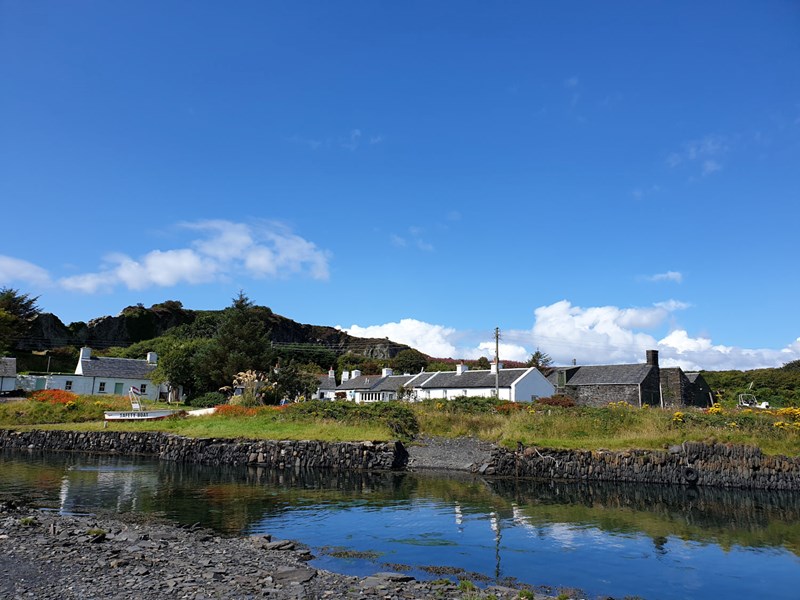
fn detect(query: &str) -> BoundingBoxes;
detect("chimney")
[490,361,497,374]
[79,347,92,360]
[646,350,659,367]
[455,363,468,375]
[328,367,336,379]
[146,351,158,365]
[341,370,350,383]
[351,369,362,379]
[382,367,393,377]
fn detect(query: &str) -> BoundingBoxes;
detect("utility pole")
[494,327,500,398]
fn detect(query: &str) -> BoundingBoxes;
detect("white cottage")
[336,368,426,403]
[334,363,555,403]
[18,347,179,402]
[412,363,554,402]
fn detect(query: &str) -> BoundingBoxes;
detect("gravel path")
[406,436,496,472]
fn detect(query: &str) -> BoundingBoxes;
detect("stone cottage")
[548,350,713,409]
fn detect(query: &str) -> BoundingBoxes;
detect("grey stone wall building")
[548,350,714,409]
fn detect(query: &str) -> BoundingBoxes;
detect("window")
[140,384,147,394]
[65,380,73,391]
[98,382,106,393]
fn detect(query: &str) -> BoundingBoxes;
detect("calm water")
[2,450,799,600]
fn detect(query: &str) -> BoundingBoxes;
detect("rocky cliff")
[17,302,408,359]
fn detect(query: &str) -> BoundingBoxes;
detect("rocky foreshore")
[0,499,554,600]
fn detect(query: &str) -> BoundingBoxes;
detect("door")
[114,382,124,395]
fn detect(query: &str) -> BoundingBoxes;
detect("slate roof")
[0,358,16,377]
[336,374,416,392]
[317,375,337,391]
[78,357,156,380]
[416,368,530,389]
[547,364,652,386]
[371,374,416,392]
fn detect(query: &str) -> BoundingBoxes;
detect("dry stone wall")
[0,429,407,471]
[487,441,800,490]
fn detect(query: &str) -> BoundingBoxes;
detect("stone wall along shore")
[487,440,800,490]
[0,429,408,471]
[3,429,800,490]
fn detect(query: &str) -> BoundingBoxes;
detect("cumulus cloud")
[344,300,800,371]
[340,319,459,358]
[527,300,799,370]
[340,318,529,363]
[0,255,51,286]
[646,271,683,283]
[58,220,330,294]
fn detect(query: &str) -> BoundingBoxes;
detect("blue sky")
[1,1,798,370]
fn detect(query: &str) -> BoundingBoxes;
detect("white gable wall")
[510,368,556,402]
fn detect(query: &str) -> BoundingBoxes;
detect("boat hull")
[104,409,182,421]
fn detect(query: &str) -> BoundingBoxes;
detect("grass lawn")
[3,391,800,455]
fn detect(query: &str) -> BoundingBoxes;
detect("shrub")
[421,396,504,414]
[284,400,420,440]
[535,395,576,408]
[214,404,260,418]
[496,401,526,414]
[190,392,226,408]
[30,389,77,405]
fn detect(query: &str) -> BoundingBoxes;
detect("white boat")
[104,387,185,421]
[103,408,182,421]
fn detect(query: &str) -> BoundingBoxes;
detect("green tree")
[195,292,275,391]
[526,348,554,375]
[473,356,491,370]
[0,288,41,351]
[0,310,16,355]
[152,337,217,400]
[261,360,319,404]
[392,349,428,374]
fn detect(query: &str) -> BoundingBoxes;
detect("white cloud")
[57,220,330,294]
[647,271,683,283]
[287,135,325,150]
[0,255,51,286]
[667,134,729,175]
[340,319,459,358]
[702,159,722,175]
[341,129,362,151]
[391,226,434,252]
[344,300,800,371]
[60,272,112,294]
[528,300,799,370]
[466,341,529,363]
